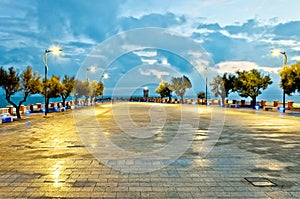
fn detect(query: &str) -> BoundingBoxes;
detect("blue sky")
[1,0,300,101]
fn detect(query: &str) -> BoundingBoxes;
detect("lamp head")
[50,46,62,55]
[271,48,282,57]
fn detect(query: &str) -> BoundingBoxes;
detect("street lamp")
[101,73,108,103]
[43,46,62,116]
[86,65,97,81]
[205,66,208,105]
[271,49,288,112]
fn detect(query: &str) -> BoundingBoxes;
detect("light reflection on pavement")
[0,103,299,198]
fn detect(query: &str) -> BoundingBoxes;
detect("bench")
[263,106,276,111]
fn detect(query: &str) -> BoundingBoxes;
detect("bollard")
[6,105,13,115]
[20,105,25,114]
[287,101,294,110]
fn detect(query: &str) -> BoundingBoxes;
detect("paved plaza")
[0,102,299,198]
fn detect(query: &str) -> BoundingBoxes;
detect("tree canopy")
[234,69,272,107]
[155,80,172,102]
[197,91,205,104]
[0,66,42,119]
[42,75,62,114]
[60,75,75,106]
[210,73,236,105]
[279,61,300,95]
[169,75,192,103]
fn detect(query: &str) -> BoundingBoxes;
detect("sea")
[0,94,73,108]
[1,93,300,108]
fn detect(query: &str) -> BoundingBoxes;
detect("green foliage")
[197,91,205,99]
[210,73,236,105]
[169,75,192,102]
[155,80,172,100]
[0,66,42,118]
[43,75,62,99]
[279,62,300,95]
[42,75,62,114]
[234,69,272,106]
[73,80,91,104]
[60,75,75,106]
[197,91,205,104]
[90,80,104,102]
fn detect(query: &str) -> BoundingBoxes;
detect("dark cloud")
[193,19,300,67]
[272,21,300,39]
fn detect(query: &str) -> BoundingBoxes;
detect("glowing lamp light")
[271,48,282,57]
[49,46,63,55]
[103,73,109,79]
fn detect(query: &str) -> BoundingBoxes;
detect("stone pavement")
[0,103,299,198]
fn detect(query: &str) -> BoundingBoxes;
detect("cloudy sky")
[1,0,300,101]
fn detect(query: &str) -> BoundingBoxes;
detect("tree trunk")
[180,96,184,104]
[62,97,66,107]
[221,97,225,106]
[252,96,257,109]
[15,106,21,119]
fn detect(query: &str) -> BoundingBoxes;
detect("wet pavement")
[0,102,299,198]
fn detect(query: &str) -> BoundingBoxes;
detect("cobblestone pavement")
[0,103,299,198]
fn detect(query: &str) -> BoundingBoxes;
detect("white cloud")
[291,56,300,61]
[141,58,157,65]
[133,50,157,57]
[215,61,280,74]
[139,68,170,79]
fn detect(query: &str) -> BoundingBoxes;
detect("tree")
[197,91,205,105]
[210,73,236,106]
[73,80,90,105]
[0,66,42,119]
[90,80,104,104]
[169,75,192,103]
[279,62,300,95]
[234,69,272,108]
[155,80,172,102]
[60,75,75,107]
[42,75,62,114]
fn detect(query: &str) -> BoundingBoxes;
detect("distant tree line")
[155,75,192,103]
[155,63,300,109]
[0,66,104,119]
[209,65,300,108]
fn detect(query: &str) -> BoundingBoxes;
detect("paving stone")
[0,103,299,198]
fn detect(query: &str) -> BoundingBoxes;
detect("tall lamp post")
[272,49,287,113]
[101,73,108,103]
[86,66,97,81]
[205,66,208,105]
[43,46,62,116]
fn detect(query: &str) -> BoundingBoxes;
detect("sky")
[1,0,300,102]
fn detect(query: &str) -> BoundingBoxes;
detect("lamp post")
[205,66,208,105]
[101,73,108,103]
[42,47,62,116]
[86,66,97,81]
[272,49,287,113]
